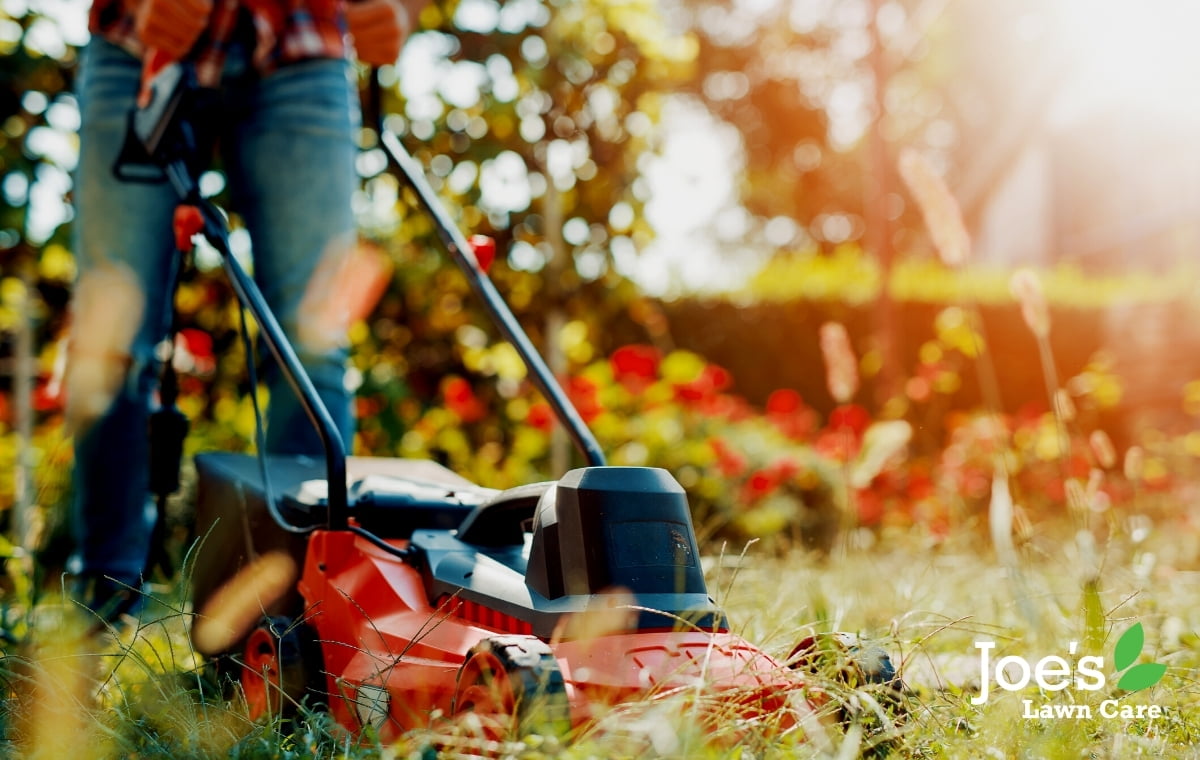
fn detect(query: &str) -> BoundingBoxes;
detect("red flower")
[855,488,885,526]
[675,364,733,403]
[688,392,751,422]
[611,345,660,386]
[709,437,747,478]
[1068,452,1091,479]
[768,456,801,482]
[905,470,934,501]
[814,403,872,461]
[32,377,63,413]
[828,403,870,437]
[1013,401,1048,431]
[742,468,778,503]
[815,428,859,461]
[355,397,381,419]
[766,389,802,415]
[566,375,603,423]
[175,328,216,375]
[766,389,818,441]
[526,402,554,432]
[739,457,803,504]
[441,376,485,423]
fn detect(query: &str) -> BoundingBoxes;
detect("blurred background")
[3,0,1200,560]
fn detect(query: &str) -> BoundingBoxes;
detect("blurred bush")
[6,239,1200,556]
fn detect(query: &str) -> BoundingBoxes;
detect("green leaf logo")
[1118,663,1167,692]
[1114,623,1144,671]
[1113,622,1166,691]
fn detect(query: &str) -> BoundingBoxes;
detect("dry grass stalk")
[818,322,859,404]
[1009,267,1050,339]
[897,148,970,268]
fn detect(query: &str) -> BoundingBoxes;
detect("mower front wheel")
[452,637,571,740]
[240,615,321,722]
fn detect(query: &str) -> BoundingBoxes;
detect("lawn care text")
[972,641,1166,719]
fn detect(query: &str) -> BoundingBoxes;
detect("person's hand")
[346,0,415,66]
[135,0,213,60]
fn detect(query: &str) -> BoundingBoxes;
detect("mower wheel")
[240,615,321,722]
[453,637,571,739]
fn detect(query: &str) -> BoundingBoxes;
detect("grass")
[2,517,1199,759]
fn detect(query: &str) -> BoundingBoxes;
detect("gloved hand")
[346,0,416,66]
[135,0,213,60]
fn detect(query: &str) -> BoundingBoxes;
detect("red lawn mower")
[120,62,849,745]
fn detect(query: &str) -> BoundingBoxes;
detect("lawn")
[3,514,1198,759]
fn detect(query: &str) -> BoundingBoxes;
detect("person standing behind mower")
[67,0,422,620]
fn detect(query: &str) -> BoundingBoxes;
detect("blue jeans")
[71,37,358,583]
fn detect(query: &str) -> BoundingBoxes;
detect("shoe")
[73,575,146,631]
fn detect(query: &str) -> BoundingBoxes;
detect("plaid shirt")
[89,0,347,86]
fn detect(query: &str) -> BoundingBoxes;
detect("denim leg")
[70,39,178,582]
[224,59,358,456]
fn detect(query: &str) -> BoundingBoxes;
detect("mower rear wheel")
[453,637,571,739]
[240,615,320,722]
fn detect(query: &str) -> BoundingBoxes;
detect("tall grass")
[2,518,1198,758]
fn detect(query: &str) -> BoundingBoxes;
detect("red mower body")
[191,455,814,739]
[297,530,807,739]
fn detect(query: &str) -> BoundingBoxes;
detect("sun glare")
[1053,0,1200,121]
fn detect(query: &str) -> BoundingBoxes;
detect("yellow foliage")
[919,340,943,365]
[746,246,1199,308]
[1184,380,1200,417]
[748,247,881,304]
[659,350,705,384]
[934,306,983,357]
[435,426,471,458]
[1033,422,1062,462]
[0,277,27,330]
[1183,432,1200,458]
[490,343,527,381]
[491,113,514,141]
[234,395,264,441]
[1143,456,1168,483]
[1070,359,1124,409]
[348,321,370,346]
[38,244,76,281]
[733,501,791,538]
[601,0,698,64]
[399,429,428,457]
[505,398,529,422]
[859,347,882,379]
[558,320,593,365]
[511,427,548,461]
[931,369,961,395]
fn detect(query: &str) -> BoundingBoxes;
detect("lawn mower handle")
[116,59,351,528]
[193,201,352,526]
[377,128,606,468]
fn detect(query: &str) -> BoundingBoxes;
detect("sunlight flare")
[64,262,145,434]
